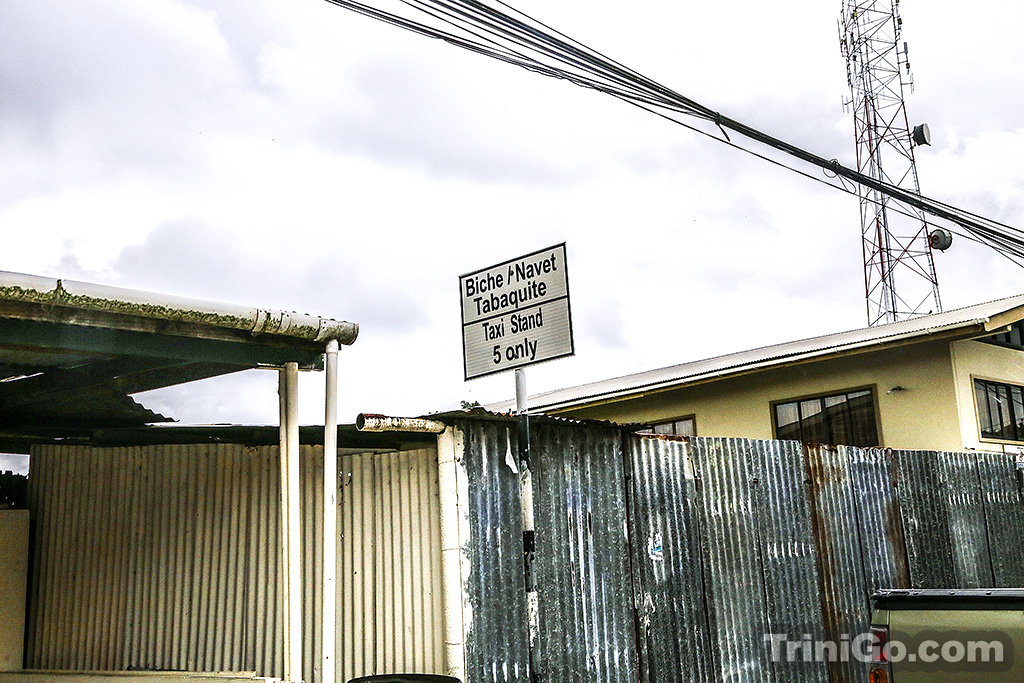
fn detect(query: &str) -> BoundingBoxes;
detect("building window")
[772,389,879,447]
[974,378,1024,442]
[980,321,1024,351]
[639,416,695,437]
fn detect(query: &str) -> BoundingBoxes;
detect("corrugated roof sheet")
[0,269,362,448]
[490,293,1024,412]
[0,270,358,345]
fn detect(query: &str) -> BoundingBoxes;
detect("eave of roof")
[493,294,1024,413]
[0,271,358,346]
[0,271,361,439]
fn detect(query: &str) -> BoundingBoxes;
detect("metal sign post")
[514,367,540,681]
[461,244,573,683]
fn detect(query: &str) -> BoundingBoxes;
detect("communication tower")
[839,0,942,326]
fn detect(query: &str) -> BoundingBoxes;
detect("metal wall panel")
[530,422,637,683]
[934,451,993,587]
[688,437,773,683]
[455,420,532,683]
[804,444,867,683]
[453,419,639,683]
[754,438,827,683]
[894,450,958,587]
[27,424,1024,683]
[26,444,444,683]
[625,436,711,683]
[336,449,445,683]
[845,447,909,594]
[27,444,282,675]
[975,452,1024,586]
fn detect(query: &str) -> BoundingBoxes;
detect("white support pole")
[322,341,339,683]
[281,363,303,683]
[278,369,292,681]
[515,368,527,415]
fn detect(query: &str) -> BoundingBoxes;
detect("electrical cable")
[320,0,1024,265]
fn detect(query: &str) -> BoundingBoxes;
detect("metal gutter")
[0,271,358,345]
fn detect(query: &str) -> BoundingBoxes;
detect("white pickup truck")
[868,589,1024,683]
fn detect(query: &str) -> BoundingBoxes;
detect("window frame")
[770,385,882,447]
[637,414,696,438]
[978,321,1024,351]
[972,375,1024,445]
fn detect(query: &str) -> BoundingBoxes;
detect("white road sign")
[460,243,574,380]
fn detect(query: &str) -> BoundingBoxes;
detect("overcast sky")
[1,0,1022,446]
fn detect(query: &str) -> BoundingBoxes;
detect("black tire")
[347,676,460,683]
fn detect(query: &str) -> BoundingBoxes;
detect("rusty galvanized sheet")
[688,437,773,683]
[975,452,1024,587]
[892,450,957,588]
[804,445,873,683]
[529,422,637,683]
[845,447,909,594]
[754,439,827,683]
[933,451,993,587]
[454,420,531,683]
[626,435,712,683]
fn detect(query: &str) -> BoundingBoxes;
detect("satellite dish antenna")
[929,228,953,251]
[913,123,932,147]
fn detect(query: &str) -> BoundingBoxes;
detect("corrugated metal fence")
[451,420,1024,683]
[26,444,444,683]
[453,420,638,683]
[25,426,1024,683]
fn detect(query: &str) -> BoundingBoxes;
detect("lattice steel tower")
[839,0,941,326]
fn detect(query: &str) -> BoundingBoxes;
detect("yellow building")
[495,295,1024,453]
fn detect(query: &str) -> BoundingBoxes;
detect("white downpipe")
[280,363,303,683]
[322,341,339,683]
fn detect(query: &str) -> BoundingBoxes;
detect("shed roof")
[0,271,359,451]
[490,293,1024,413]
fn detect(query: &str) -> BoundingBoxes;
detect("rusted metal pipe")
[356,413,446,433]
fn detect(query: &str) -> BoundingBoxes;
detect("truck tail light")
[870,626,888,662]
[868,626,892,683]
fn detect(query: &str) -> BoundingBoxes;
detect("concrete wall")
[558,339,966,451]
[951,339,1024,451]
[0,509,29,671]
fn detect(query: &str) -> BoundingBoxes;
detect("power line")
[320,0,1024,265]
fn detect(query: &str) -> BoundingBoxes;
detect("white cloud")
[1,0,1022,421]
